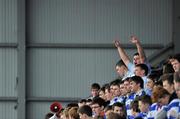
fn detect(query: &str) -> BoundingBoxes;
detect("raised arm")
[114,40,131,67]
[130,35,146,63]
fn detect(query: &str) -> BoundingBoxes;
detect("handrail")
[148,42,174,62]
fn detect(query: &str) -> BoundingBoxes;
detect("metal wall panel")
[0,102,17,119]
[26,48,157,98]
[0,49,17,97]
[27,48,118,98]
[0,0,17,43]
[27,0,172,45]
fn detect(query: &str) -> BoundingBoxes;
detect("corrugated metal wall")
[0,0,172,119]
[0,0,17,119]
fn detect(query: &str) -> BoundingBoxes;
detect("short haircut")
[135,64,149,76]
[79,99,87,103]
[147,73,159,82]
[104,105,112,113]
[78,105,92,117]
[91,83,100,90]
[45,112,53,119]
[116,59,126,67]
[133,52,139,56]
[111,79,121,87]
[91,97,105,107]
[138,95,152,105]
[172,53,180,62]
[112,102,125,110]
[130,76,144,89]
[160,73,174,85]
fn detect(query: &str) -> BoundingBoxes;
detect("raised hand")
[130,35,140,44]
[114,40,121,48]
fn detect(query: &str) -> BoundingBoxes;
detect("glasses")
[91,106,100,109]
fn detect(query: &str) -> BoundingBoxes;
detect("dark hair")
[79,99,87,103]
[91,83,101,90]
[66,103,78,108]
[138,95,152,105]
[147,73,159,82]
[112,102,124,110]
[130,76,144,89]
[104,105,112,113]
[133,52,139,56]
[116,59,126,67]
[160,73,174,85]
[78,105,92,117]
[172,53,180,62]
[111,79,121,87]
[45,112,54,119]
[92,97,105,107]
[135,64,149,76]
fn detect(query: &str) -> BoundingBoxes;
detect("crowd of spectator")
[45,36,180,119]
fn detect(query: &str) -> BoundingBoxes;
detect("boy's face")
[91,103,101,116]
[130,81,139,93]
[113,106,124,116]
[138,101,149,113]
[91,88,99,97]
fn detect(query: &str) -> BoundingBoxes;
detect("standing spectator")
[88,83,100,100]
[161,73,178,103]
[171,53,180,72]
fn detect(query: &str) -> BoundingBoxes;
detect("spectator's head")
[91,83,100,97]
[174,72,180,98]
[123,77,131,94]
[99,84,108,101]
[78,105,92,119]
[111,80,121,97]
[78,99,87,107]
[130,76,144,93]
[119,81,126,96]
[112,102,126,117]
[152,86,170,106]
[134,64,149,77]
[115,60,128,77]
[171,53,180,72]
[147,73,158,90]
[133,52,141,65]
[86,99,92,106]
[138,95,152,113]
[161,73,174,94]
[104,106,113,119]
[69,107,79,119]
[104,84,113,101]
[91,97,105,116]
[163,61,174,74]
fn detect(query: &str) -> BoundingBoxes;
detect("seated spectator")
[112,102,126,119]
[78,105,93,119]
[115,59,134,80]
[78,99,87,107]
[104,106,113,119]
[69,107,79,119]
[129,100,140,119]
[147,86,170,119]
[146,73,158,96]
[171,53,180,72]
[91,97,105,118]
[137,95,152,118]
[161,73,178,103]
[88,83,101,100]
